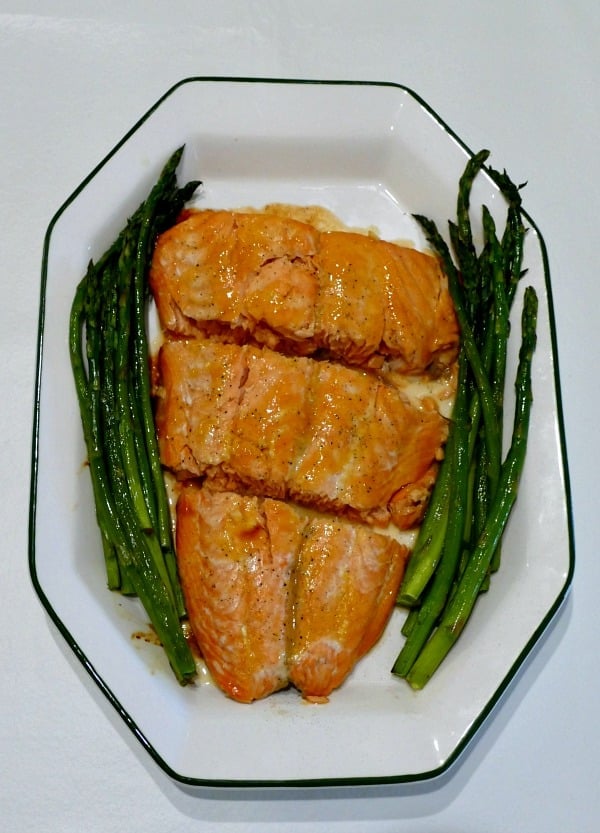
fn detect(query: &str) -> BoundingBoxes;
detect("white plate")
[29,78,573,787]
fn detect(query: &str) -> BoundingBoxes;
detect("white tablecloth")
[2,2,597,831]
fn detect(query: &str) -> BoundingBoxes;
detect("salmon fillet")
[175,484,409,702]
[175,486,298,702]
[155,339,448,527]
[288,513,408,698]
[150,210,459,374]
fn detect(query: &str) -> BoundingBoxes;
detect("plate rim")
[28,75,576,789]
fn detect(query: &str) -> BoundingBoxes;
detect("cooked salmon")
[151,203,458,703]
[175,483,409,702]
[175,486,299,702]
[288,513,408,698]
[155,339,448,528]
[150,210,459,374]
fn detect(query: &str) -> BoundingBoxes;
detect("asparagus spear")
[393,151,536,687]
[406,287,537,689]
[70,265,126,590]
[450,149,490,322]
[392,352,470,674]
[130,168,200,616]
[397,211,501,605]
[69,147,200,684]
[396,439,451,607]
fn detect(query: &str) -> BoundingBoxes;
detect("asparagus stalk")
[392,352,470,675]
[406,287,537,689]
[393,151,536,688]
[414,214,502,497]
[450,149,490,321]
[129,162,200,616]
[396,210,498,608]
[69,147,200,684]
[70,267,126,590]
[396,441,452,607]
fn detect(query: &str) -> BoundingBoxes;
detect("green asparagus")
[406,287,537,689]
[69,147,200,684]
[393,152,537,688]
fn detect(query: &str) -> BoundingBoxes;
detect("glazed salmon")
[176,486,299,702]
[288,514,408,698]
[150,210,459,374]
[150,210,319,348]
[175,484,409,702]
[150,204,458,703]
[155,339,448,528]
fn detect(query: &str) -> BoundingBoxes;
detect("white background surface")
[1,2,596,831]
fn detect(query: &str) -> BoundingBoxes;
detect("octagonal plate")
[29,78,573,787]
